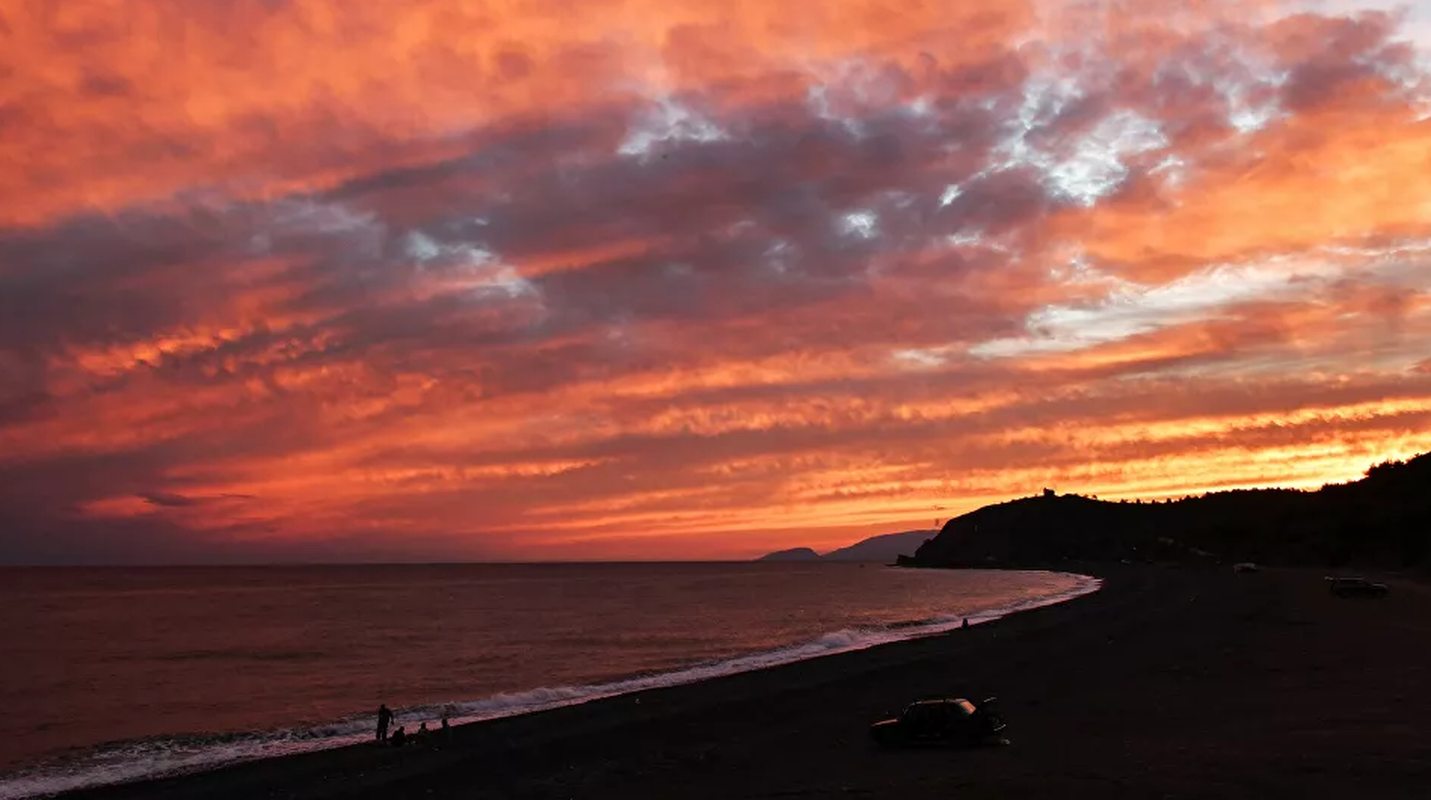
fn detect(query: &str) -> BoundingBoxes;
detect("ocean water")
[0,563,1097,797]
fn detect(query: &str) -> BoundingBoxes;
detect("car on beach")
[869,697,1007,748]
[1326,576,1389,598]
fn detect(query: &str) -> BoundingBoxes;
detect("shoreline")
[4,569,1098,799]
[50,564,1431,799]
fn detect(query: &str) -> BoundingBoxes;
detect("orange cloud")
[1,1,1429,562]
[0,0,1036,227]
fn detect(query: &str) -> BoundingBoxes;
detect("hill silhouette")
[820,529,935,562]
[757,530,936,563]
[758,547,821,562]
[909,451,1431,570]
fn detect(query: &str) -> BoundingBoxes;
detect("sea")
[0,563,1098,798]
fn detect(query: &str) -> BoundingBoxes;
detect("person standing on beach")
[376,704,393,743]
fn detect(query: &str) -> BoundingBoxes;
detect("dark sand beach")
[68,566,1431,800]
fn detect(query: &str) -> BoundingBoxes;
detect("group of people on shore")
[369,622,977,748]
[375,704,450,748]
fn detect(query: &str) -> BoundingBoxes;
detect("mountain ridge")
[908,451,1431,570]
[756,530,936,563]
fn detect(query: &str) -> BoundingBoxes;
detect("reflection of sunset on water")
[2,0,1429,561]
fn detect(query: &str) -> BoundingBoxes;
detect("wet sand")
[69,565,1431,799]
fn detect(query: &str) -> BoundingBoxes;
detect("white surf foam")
[0,572,1100,799]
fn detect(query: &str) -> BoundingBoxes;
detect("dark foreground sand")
[71,566,1431,800]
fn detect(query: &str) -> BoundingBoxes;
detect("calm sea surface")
[0,563,1096,797]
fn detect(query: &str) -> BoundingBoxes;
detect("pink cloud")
[2,1,1430,561]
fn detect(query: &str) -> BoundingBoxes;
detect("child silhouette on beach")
[376,704,393,743]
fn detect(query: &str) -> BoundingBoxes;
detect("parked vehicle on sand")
[870,697,1007,748]
[1326,576,1389,598]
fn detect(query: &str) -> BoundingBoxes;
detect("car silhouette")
[869,697,1007,748]
[1326,576,1389,598]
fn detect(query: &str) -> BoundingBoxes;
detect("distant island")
[903,451,1430,570]
[758,547,821,562]
[758,530,936,563]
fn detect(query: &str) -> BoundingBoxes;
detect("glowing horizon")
[2,0,1429,563]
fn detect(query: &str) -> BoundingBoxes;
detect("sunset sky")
[2,0,1429,563]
